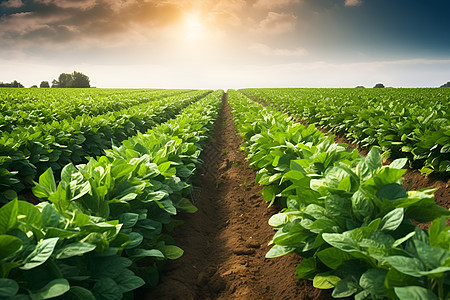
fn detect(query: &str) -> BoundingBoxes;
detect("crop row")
[228,89,450,299]
[0,90,223,299]
[0,88,193,132]
[0,90,211,203]
[241,88,450,175]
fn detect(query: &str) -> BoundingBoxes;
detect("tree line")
[1,71,91,88]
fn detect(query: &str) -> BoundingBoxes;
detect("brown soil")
[140,94,329,299]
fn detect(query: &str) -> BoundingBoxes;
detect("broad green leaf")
[413,239,450,270]
[394,286,439,300]
[380,208,404,231]
[18,200,42,229]
[265,244,295,258]
[268,213,290,227]
[0,199,18,234]
[359,268,387,296]
[172,197,198,213]
[313,273,341,289]
[0,235,22,259]
[92,277,122,300]
[0,278,19,297]
[21,237,59,270]
[317,247,353,269]
[38,168,57,195]
[357,148,382,182]
[55,242,96,259]
[161,245,184,259]
[332,276,359,298]
[158,161,171,173]
[64,286,96,300]
[351,190,374,221]
[384,256,425,277]
[119,213,139,229]
[115,270,145,293]
[389,158,408,169]
[376,183,407,201]
[129,248,165,259]
[296,257,316,280]
[34,278,70,299]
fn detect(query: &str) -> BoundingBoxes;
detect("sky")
[0,0,449,89]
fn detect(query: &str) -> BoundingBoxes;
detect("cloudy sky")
[1,0,449,88]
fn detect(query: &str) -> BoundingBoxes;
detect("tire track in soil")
[140,93,331,299]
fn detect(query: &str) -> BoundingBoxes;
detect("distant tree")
[0,80,24,88]
[40,81,50,88]
[30,85,38,88]
[51,71,90,88]
[58,73,73,88]
[71,71,90,88]
[355,86,365,88]
[51,79,59,88]
[440,81,450,87]
[373,83,385,88]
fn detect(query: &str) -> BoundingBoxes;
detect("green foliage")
[228,89,450,299]
[241,88,450,176]
[0,89,211,202]
[0,90,223,298]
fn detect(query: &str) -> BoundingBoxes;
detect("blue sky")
[0,0,449,88]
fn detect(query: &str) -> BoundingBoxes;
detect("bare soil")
[140,94,330,299]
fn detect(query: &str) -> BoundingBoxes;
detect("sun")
[183,12,206,41]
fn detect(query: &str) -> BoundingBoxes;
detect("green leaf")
[413,239,450,270]
[389,158,408,169]
[351,190,374,221]
[115,270,145,293]
[158,161,171,173]
[21,237,59,270]
[265,244,295,258]
[357,148,382,182]
[332,276,359,298]
[39,167,57,195]
[55,242,96,259]
[383,256,425,277]
[64,286,96,300]
[161,245,184,259]
[380,208,404,231]
[34,278,70,299]
[268,213,290,227]
[317,247,353,269]
[18,200,42,229]
[92,277,122,300]
[173,197,198,213]
[394,286,439,300]
[0,235,22,259]
[0,199,18,234]
[313,273,341,289]
[119,213,139,229]
[359,268,387,296]
[0,278,19,297]
[376,183,407,201]
[296,257,316,280]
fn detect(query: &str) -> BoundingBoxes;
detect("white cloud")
[250,43,307,57]
[0,0,24,8]
[259,12,297,34]
[253,0,301,9]
[345,0,362,7]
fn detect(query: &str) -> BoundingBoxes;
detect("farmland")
[0,88,449,299]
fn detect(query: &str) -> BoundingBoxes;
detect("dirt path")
[141,94,329,299]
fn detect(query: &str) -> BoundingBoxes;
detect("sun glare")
[183,13,205,41]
